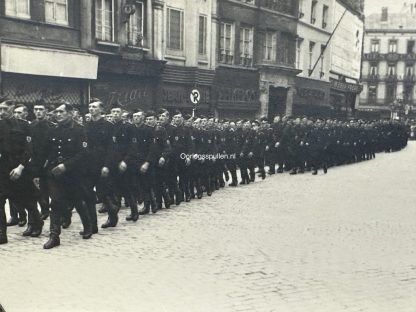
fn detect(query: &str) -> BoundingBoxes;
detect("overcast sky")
[365,0,411,15]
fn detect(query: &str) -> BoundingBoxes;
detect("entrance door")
[268,86,288,120]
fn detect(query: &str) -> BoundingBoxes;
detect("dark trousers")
[0,172,41,235]
[47,173,90,238]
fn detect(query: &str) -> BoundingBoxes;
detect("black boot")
[0,226,7,244]
[43,235,60,249]
[139,201,150,215]
[126,205,139,221]
[150,197,158,213]
[22,224,35,236]
[102,200,119,228]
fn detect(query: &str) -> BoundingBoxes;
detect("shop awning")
[1,43,98,79]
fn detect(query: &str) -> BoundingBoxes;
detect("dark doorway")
[268,86,288,120]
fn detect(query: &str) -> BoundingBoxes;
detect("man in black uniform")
[33,103,92,249]
[6,104,30,227]
[131,109,158,215]
[0,99,44,244]
[30,101,55,220]
[84,99,118,233]
[108,105,139,225]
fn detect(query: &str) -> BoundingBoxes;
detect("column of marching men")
[0,97,409,249]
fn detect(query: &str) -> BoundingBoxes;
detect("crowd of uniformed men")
[0,97,409,249]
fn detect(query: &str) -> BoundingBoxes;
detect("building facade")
[295,0,332,117]
[215,0,300,120]
[359,5,416,119]
[294,0,364,119]
[0,0,98,110]
[328,0,364,119]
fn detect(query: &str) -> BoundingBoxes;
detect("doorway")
[268,86,288,120]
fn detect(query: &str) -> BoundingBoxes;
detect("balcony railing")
[386,52,400,62]
[404,74,415,83]
[219,52,234,65]
[385,74,398,82]
[364,52,380,61]
[362,74,380,82]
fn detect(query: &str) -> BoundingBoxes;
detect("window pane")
[56,3,67,22]
[6,0,16,16]
[199,16,206,55]
[17,0,29,15]
[168,9,182,50]
[45,1,54,21]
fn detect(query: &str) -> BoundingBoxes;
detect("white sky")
[365,0,411,15]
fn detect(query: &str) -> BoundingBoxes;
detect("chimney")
[381,7,388,21]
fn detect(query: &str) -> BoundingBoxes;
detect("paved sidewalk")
[1,143,416,312]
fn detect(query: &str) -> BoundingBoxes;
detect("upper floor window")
[309,41,315,70]
[127,1,144,46]
[239,26,253,66]
[263,31,277,61]
[370,39,380,53]
[322,5,329,29]
[299,0,304,18]
[311,0,317,24]
[407,40,415,54]
[219,22,234,64]
[388,40,397,53]
[320,44,326,77]
[406,65,414,76]
[96,0,114,42]
[386,84,396,99]
[296,38,303,70]
[278,33,292,65]
[5,0,30,19]
[45,0,68,25]
[199,15,208,56]
[387,64,396,76]
[369,64,378,76]
[368,85,377,101]
[167,8,184,51]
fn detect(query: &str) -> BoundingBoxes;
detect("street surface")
[1,143,416,312]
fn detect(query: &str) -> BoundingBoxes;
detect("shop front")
[91,55,164,112]
[258,66,300,120]
[159,65,215,116]
[330,79,363,119]
[214,67,260,120]
[293,76,331,118]
[0,43,98,110]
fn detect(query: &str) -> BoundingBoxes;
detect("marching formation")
[0,97,409,249]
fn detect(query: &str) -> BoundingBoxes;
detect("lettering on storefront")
[163,86,210,107]
[107,86,150,107]
[295,87,326,100]
[92,81,152,109]
[330,80,362,93]
[217,87,258,104]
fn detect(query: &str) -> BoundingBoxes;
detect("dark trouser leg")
[0,194,7,243]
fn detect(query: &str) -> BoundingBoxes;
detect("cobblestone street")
[1,143,416,312]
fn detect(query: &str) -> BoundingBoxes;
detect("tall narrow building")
[359,4,416,119]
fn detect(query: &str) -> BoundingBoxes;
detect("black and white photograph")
[0,0,415,311]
